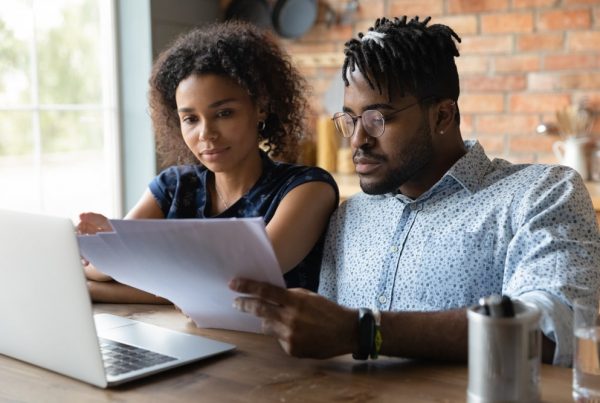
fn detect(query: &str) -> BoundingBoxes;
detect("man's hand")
[229,278,358,359]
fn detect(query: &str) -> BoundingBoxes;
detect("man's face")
[344,70,435,195]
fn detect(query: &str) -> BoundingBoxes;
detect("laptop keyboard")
[99,338,177,376]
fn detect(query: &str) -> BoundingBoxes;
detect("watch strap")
[352,308,374,360]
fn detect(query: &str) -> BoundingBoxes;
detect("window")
[0,0,120,221]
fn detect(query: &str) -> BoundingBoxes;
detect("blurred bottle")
[337,136,354,174]
[316,114,338,173]
[591,146,600,182]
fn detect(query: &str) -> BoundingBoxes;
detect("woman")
[79,21,338,303]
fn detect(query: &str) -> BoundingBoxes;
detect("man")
[229,16,600,366]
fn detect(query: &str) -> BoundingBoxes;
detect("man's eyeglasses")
[331,100,424,138]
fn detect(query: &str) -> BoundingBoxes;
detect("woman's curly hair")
[149,21,308,168]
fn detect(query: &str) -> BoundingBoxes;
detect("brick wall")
[274,0,600,164]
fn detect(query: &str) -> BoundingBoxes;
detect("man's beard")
[359,118,434,195]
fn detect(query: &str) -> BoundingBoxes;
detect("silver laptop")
[0,209,235,388]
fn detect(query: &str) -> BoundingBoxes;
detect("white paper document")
[77,217,284,333]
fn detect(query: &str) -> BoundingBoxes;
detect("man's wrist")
[352,308,375,360]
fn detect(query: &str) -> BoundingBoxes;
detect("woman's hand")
[77,212,113,235]
[78,212,114,282]
[83,261,113,282]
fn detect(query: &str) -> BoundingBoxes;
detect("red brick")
[527,73,561,91]
[569,31,600,51]
[495,55,541,73]
[456,55,490,74]
[517,33,564,52]
[354,0,386,20]
[559,73,600,90]
[513,0,559,8]
[460,114,474,135]
[460,35,513,54]
[352,20,370,35]
[389,0,444,17]
[432,15,479,35]
[285,42,337,54]
[509,93,571,112]
[509,134,556,153]
[564,0,600,4]
[476,134,506,154]
[539,9,592,31]
[448,0,509,13]
[296,65,319,78]
[575,92,600,110]
[544,54,599,70]
[481,12,534,34]
[301,24,353,42]
[460,94,505,113]
[477,114,541,134]
[461,75,527,91]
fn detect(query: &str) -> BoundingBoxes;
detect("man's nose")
[350,118,370,149]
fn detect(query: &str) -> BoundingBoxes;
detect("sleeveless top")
[148,152,339,291]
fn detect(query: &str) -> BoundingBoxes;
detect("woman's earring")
[440,130,445,135]
[257,120,266,133]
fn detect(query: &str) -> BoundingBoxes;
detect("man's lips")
[353,155,383,174]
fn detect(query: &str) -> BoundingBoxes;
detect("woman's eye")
[216,109,233,118]
[181,115,198,124]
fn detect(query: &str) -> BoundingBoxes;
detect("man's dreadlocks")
[342,16,462,120]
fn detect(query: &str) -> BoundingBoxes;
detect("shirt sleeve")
[503,166,600,366]
[318,202,345,301]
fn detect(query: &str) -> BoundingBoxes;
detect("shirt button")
[378,295,387,304]
[390,245,398,253]
[410,204,418,211]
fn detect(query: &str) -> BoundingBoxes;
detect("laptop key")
[99,338,177,377]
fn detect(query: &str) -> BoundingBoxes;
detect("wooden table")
[0,304,573,402]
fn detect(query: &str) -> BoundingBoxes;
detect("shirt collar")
[362,140,492,201]
[444,140,492,194]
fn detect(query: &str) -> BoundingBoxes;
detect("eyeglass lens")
[333,110,385,138]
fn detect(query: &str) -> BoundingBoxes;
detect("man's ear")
[434,99,456,135]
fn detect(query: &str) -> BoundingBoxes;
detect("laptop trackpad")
[94,314,235,360]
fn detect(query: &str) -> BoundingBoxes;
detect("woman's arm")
[265,181,337,273]
[80,189,170,303]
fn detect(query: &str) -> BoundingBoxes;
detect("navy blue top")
[148,152,339,291]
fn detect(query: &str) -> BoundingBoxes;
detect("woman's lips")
[200,147,229,161]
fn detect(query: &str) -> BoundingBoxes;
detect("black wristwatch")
[352,308,375,360]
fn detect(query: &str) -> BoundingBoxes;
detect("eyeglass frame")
[331,97,434,139]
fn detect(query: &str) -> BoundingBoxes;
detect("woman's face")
[175,73,265,172]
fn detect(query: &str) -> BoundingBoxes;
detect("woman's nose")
[198,123,217,141]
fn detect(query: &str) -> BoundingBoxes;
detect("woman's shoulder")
[269,159,336,184]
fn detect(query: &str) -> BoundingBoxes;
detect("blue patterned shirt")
[149,151,339,291]
[319,140,600,366]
